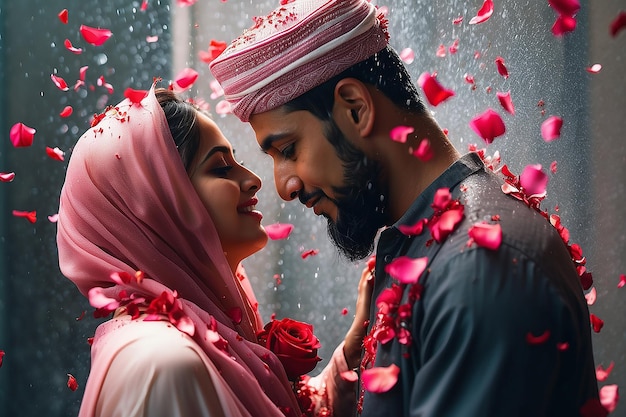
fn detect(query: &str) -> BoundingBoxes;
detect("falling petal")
[448,38,459,54]
[548,0,580,16]
[464,73,475,84]
[46,146,65,161]
[469,0,494,25]
[596,362,615,382]
[141,0,149,11]
[146,35,159,43]
[199,39,228,64]
[177,0,199,6]
[610,11,626,37]
[265,223,294,240]
[618,274,626,288]
[468,223,502,250]
[557,342,570,351]
[412,138,434,161]
[341,308,348,316]
[590,314,604,333]
[0,350,4,367]
[417,72,455,106]
[10,122,36,147]
[494,57,509,79]
[600,385,619,413]
[301,249,319,259]
[390,125,414,143]
[67,374,78,391]
[552,15,577,36]
[48,213,59,223]
[520,164,548,196]
[79,25,113,46]
[469,108,506,144]
[51,74,69,91]
[64,39,83,54]
[496,91,515,115]
[79,66,88,81]
[215,100,232,115]
[526,330,551,345]
[12,210,36,223]
[60,106,73,117]
[0,172,16,182]
[124,88,148,104]
[58,9,68,24]
[174,67,199,91]
[585,287,597,305]
[361,364,400,393]
[210,79,224,99]
[436,44,446,58]
[585,64,602,73]
[550,160,558,174]
[541,115,563,142]
[452,16,463,25]
[399,47,414,64]
[384,256,428,284]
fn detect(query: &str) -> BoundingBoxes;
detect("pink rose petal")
[390,125,414,143]
[226,307,242,324]
[469,0,493,25]
[417,72,455,106]
[174,67,199,90]
[412,138,434,161]
[449,38,460,54]
[361,364,400,393]
[265,223,294,240]
[469,108,506,144]
[385,256,428,284]
[87,287,119,309]
[63,39,83,54]
[398,218,427,236]
[146,35,159,43]
[548,0,580,16]
[596,362,615,382]
[550,160,558,174]
[468,223,502,250]
[600,384,619,413]
[618,274,626,288]
[495,56,509,79]
[79,66,88,81]
[610,11,626,37]
[585,287,597,306]
[0,172,16,182]
[541,115,563,142]
[60,106,73,117]
[46,146,65,161]
[399,48,414,64]
[51,74,69,91]
[520,164,548,196]
[496,91,515,115]
[585,64,602,74]
[436,44,446,58]
[215,100,231,115]
[58,9,68,24]
[80,25,113,46]
[552,14,577,36]
[10,122,36,147]
[48,213,59,223]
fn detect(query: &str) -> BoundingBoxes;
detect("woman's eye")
[280,143,295,159]
[211,166,233,177]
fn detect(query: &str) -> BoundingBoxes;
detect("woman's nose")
[241,166,262,192]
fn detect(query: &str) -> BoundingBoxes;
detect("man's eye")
[280,143,295,159]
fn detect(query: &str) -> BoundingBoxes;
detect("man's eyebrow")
[260,133,290,152]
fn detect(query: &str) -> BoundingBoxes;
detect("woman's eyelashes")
[211,165,233,177]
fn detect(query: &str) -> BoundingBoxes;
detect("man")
[210,0,600,415]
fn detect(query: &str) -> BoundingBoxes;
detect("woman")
[57,85,370,416]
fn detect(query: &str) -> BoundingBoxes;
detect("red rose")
[258,318,322,380]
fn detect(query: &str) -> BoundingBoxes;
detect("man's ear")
[334,78,375,137]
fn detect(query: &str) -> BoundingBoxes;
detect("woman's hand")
[343,257,375,370]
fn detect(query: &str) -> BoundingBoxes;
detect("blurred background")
[0,0,624,415]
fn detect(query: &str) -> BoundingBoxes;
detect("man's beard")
[319,120,388,262]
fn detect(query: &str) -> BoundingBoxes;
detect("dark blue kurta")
[361,153,598,417]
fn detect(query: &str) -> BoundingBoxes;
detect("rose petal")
[265,223,294,240]
[48,213,59,223]
[610,11,626,37]
[519,164,548,197]
[301,249,319,259]
[174,67,199,90]
[87,287,118,309]
[64,39,83,54]
[596,362,615,382]
[496,91,515,115]
[384,256,428,284]
[0,172,16,182]
[585,287,597,306]
[412,138,434,161]
[468,223,502,250]
[541,116,563,142]
[417,72,455,106]
[215,100,231,115]
[10,122,36,147]
[548,0,581,16]
[199,39,227,64]
[59,106,73,118]
[580,398,610,417]
[177,0,199,6]
[449,38,460,54]
[390,125,414,143]
[552,15,577,36]
[67,374,78,391]
[124,88,148,104]
[51,74,69,91]
[79,25,113,46]
[585,64,602,74]
[590,314,604,333]
[469,0,494,25]
[526,330,551,345]
[494,56,509,79]
[12,210,37,223]
[79,66,88,81]
[141,0,149,11]
[453,16,463,25]
[227,307,243,324]
[146,35,159,43]
[362,364,400,393]
[617,274,625,288]
[399,47,414,64]
[0,350,4,367]
[46,146,65,161]
[469,108,506,144]
[436,44,446,58]
[550,160,558,174]
[600,384,619,413]
[58,9,68,24]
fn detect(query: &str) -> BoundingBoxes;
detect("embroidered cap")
[209,0,389,122]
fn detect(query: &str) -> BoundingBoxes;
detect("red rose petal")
[0,350,4,367]
[468,223,502,250]
[469,108,506,144]
[124,88,148,105]
[67,373,78,391]
[390,125,414,143]
[341,307,348,316]
[596,362,615,382]
[585,287,597,306]
[384,256,428,284]
[585,64,602,74]
[79,25,113,46]
[64,39,83,54]
[10,122,36,147]
[520,164,548,196]
[541,115,563,142]
[301,249,319,259]
[226,307,243,324]
[550,160,558,174]
[600,385,619,413]
[452,16,463,25]
[12,210,36,224]
[141,0,149,11]
[58,9,68,24]
[399,48,414,64]
[362,364,400,393]
[552,14,577,36]
[174,67,199,90]
[198,39,227,64]
[548,0,580,16]
[496,91,515,115]
[449,38,460,54]
[469,0,494,25]
[590,314,604,333]
[0,172,16,182]
[79,66,88,81]
[494,56,509,79]
[617,274,625,288]
[265,223,294,240]
[610,11,626,37]
[60,106,73,117]
[526,330,551,345]
[412,138,434,161]
[46,146,65,161]
[51,74,69,91]
[417,72,455,106]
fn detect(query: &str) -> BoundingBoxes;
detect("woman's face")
[188,112,268,270]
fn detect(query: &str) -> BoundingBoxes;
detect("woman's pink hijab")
[57,86,300,416]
